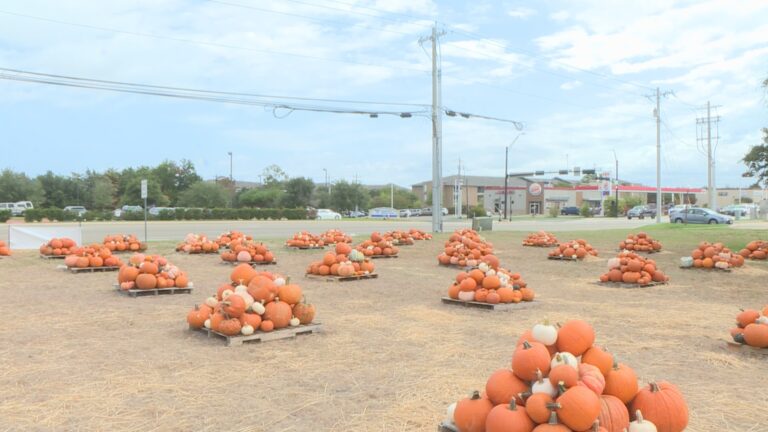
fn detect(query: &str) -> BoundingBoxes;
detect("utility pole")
[421,24,445,232]
[504,146,508,221]
[323,168,330,194]
[613,149,618,218]
[697,101,721,210]
[647,87,672,223]
[455,159,462,218]
[390,183,394,209]
[228,151,233,182]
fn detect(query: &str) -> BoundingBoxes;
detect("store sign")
[528,183,543,196]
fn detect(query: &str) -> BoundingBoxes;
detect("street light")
[227,152,233,182]
[612,149,618,218]
[504,132,525,221]
[323,168,330,194]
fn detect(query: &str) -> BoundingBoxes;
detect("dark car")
[560,206,579,215]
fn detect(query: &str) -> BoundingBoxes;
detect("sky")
[0,0,766,189]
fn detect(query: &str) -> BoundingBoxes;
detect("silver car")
[669,208,733,224]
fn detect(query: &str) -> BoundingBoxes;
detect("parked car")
[398,209,412,217]
[316,209,341,220]
[369,207,398,218]
[63,206,88,217]
[0,203,14,214]
[421,207,432,216]
[669,207,733,224]
[12,201,33,215]
[409,208,422,216]
[627,205,656,219]
[149,207,174,216]
[114,205,143,218]
[720,204,754,217]
[344,210,366,218]
[560,206,579,216]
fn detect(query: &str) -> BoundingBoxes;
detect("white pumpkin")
[550,352,579,370]
[532,321,558,346]
[607,257,621,269]
[531,371,557,397]
[273,277,286,287]
[221,289,234,300]
[234,283,248,294]
[204,296,218,308]
[234,291,255,309]
[485,269,497,277]
[203,318,211,329]
[445,402,457,424]
[457,290,475,302]
[250,301,266,315]
[757,316,768,325]
[241,324,255,335]
[679,257,694,268]
[478,262,490,272]
[628,410,657,432]
[290,317,300,327]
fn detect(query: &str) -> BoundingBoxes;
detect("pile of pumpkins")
[522,231,559,247]
[187,264,316,336]
[438,229,495,268]
[285,231,326,248]
[444,319,689,432]
[730,307,768,348]
[320,229,352,245]
[599,251,669,286]
[548,240,598,260]
[409,228,433,240]
[39,237,79,256]
[102,234,147,252]
[220,239,276,264]
[738,240,768,260]
[618,233,662,253]
[383,230,415,246]
[446,256,535,304]
[681,241,744,270]
[215,230,252,248]
[64,244,124,269]
[117,253,190,290]
[175,233,220,254]
[356,232,399,257]
[306,243,375,277]
[0,240,10,256]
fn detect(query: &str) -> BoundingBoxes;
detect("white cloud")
[550,10,570,21]
[507,7,536,19]
[560,80,582,90]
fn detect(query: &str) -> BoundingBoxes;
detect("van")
[0,203,14,214]
[13,201,33,216]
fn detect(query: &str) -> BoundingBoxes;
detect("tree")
[261,164,288,187]
[0,169,44,203]
[153,160,202,205]
[742,128,768,187]
[238,188,283,208]
[178,182,229,208]
[330,181,370,211]
[281,177,314,208]
[121,177,170,207]
[90,177,116,210]
[370,186,420,209]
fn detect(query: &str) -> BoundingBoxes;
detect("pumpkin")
[483,275,501,290]
[578,363,605,395]
[485,369,529,405]
[293,297,316,324]
[551,352,578,371]
[448,284,460,299]
[135,273,157,290]
[454,391,493,432]
[512,341,551,381]
[222,295,246,318]
[628,410,657,432]
[239,313,262,329]
[532,411,570,432]
[556,320,595,356]
[532,370,557,397]
[230,263,257,284]
[217,317,242,336]
[743,323,768,347]
[597,395,629,432]
[259,319,274,332]
[236,250,252,262]
[549,365,579,388]
[497,287,515,303]
[459,278,477,291]
[532,321,558,346]
[278,282,302,305]
[736,309,760,328]
[553,384,600,431]
[486,291,501,304]
[582,346,613,376]
[629,382,688,432]
[186,305,210,329]
[524,393,554,424]
[603,360,638,404]
[485,399,535,432]
[175,273,189,288]
[248,276,276,303]
[64,255,79,268]
[264,299,293,329]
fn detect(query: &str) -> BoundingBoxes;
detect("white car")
[316,209,341,220]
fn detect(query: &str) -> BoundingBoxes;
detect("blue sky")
[1,0,766,189]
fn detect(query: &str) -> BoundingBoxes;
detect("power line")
[0,9,431,74]
[276,0,432,28]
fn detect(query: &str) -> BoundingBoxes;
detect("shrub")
[0,210,10,223]
[470,205,486,217]
[548,206,559,218]
[157,209,176,220]
[579,203,593,218]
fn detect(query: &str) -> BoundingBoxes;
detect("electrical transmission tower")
[696,102,721,209]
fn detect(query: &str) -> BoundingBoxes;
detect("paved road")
[1,217,658,245]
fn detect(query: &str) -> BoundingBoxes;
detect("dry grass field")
[1,224,767,431]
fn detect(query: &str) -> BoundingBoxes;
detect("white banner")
[9,226,83,250]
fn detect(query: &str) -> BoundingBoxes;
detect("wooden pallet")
[285,245,326,250]
[220,261,277,266]
[40,254,66,260]
[370,255,399,259]
[726,340,768,355]
[115,283,194,297]
[618,249,660,254]
[522,244,558,248]
[304,273,378,282]
[441,297,537,311]
[438,422,458,432]
[547,256,580,261]
[63,265,121,274]
[191,323,323,346]
[438,263,477,271]
[679,266,732,272]
[595,281,667,289]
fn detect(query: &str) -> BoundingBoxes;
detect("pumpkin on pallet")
[175,233,220,254]
[446,257,534,304]
[443,319,689,432]
[319,229,352,245]
[522,231,558,247]
[548,239,598,259]
[0,240,10,256]
[102,234,147,252]
[306,244,375,276]
[63,244,124,269]
[215,230,252,248]
[681,241,744,270]
[619,232,662,252]
[187,265,316,335]
[356,232,399,257]
[39,237,79,256]
[117,253,190,290]
[409,228,433,240]
[285,231,325,248]
[438,229,494,267]
[220,239,276,264]
[738,240,768,260]
[730,306,768,348]
[383,230,415,246]
[599,251,669,286]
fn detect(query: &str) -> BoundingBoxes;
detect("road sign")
[141,179,148,199]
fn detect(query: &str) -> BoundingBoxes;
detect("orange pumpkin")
[629,382,688,432]
[582,346,613,376]
[603,361,638,404]
[485,400,534,432]
[135,273,157,290]
[524,393,554,424]
[512,341,551,381]
[597,395,629,432]
[485,368,528,406]
[556,320,595,356]
[454,391,493,432]
[554,384,600,431]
